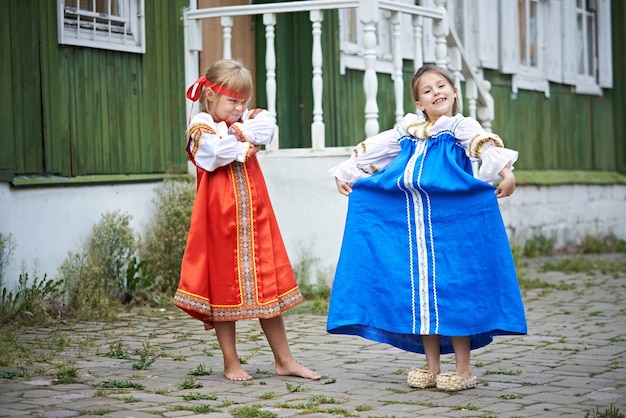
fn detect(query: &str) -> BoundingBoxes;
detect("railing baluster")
[263,13,278,151]
[449,46,463,114]
[466,77,479,176]
[477,80,493,132]
[220,16,233,59]
[391,11,404,125]
[466,77,477,120]
[412,14,423,72]
[359,0,380,138]
[433,0,448,67]
[310,10,325,150]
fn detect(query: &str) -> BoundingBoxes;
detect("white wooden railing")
[183,0,495,153]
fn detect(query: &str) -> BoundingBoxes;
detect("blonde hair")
[199,59,254,113]
[410,64,459,120]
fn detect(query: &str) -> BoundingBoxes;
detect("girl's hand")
[335,178,353,196]
[495,167,515,198]
[248,144,262,156]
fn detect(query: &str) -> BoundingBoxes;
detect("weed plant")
[523,235,555,257]
[579,234,626,254]
[139,177,195,298]
[52,361,80,384]
[230,406,277,418]
[0,233,63,325]
[177,376,202,389]
[59,210,141,320]
[0,272,64,326]
[0,232,16,289]
[584,404,624,418]
[290,242,332,315]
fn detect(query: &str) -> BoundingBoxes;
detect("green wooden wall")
[0,0,189,183]
[487,74,619,172]
[610,0,626,175]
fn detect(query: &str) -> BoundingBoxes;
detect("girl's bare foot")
[275,359,321,380]
[224,365,252,381]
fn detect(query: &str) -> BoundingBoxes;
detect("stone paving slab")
[0,253,625,417]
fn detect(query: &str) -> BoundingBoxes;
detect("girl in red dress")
[174,59,319,382]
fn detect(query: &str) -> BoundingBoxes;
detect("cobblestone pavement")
[0,254,625,418]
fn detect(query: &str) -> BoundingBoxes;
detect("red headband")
[186,76,249,101]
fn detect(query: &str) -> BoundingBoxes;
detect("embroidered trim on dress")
[230,122,247,142]
[230,162,257,308]
[468,134,504,158]
[247,108,264,119]
[353,142,367,157]
[172,287,303,323]
[396,138,436,335]
[188,124,216,160]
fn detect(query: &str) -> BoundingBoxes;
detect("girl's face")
[414,71,457,122]
[208,93,249,124]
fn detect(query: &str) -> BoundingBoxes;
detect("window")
[500,0,548,96]
[499,0,611,96]
[518,0,539,68]
[576,0,597,80]
[57,0,146,54]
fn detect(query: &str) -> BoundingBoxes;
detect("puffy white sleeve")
[186,114,253,172]
[329,114,420,184]
[454,117,519,183]
[228,108,277,145]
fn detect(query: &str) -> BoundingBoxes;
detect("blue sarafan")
[327,116,528,355]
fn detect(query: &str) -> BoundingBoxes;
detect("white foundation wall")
[0,181,161,289]
[1,154,625,290]
[498,183,626,248]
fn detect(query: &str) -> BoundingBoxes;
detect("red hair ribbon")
[186,76,249,101]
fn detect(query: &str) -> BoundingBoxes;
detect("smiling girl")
[327,64,527,392]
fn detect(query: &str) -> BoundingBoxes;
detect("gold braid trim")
[247,108,264,119]
[230,122,247,142]
[188,123,216,159]
[469,134,504,158]
[353,141,367,157]
[406,121,433,138]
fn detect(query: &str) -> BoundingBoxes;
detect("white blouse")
[187,110,276,172]
[330,113,518,184]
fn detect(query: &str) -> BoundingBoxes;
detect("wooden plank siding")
[612,0,626,174]
[0,0,189,182]
[486,73,620,173]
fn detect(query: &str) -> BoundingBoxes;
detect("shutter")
[499,0,518,74]
[478,0,499,69]
[545,0,563,83]
[561,0,577,85]
[597,0,613,88]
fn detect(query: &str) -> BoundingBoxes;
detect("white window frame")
[57,0,146,54]
[499,0,611,97]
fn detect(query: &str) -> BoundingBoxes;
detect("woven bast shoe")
[435,372,477,392]
[407,368,436,388]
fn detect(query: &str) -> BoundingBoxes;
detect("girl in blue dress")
[326,65,527,391]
